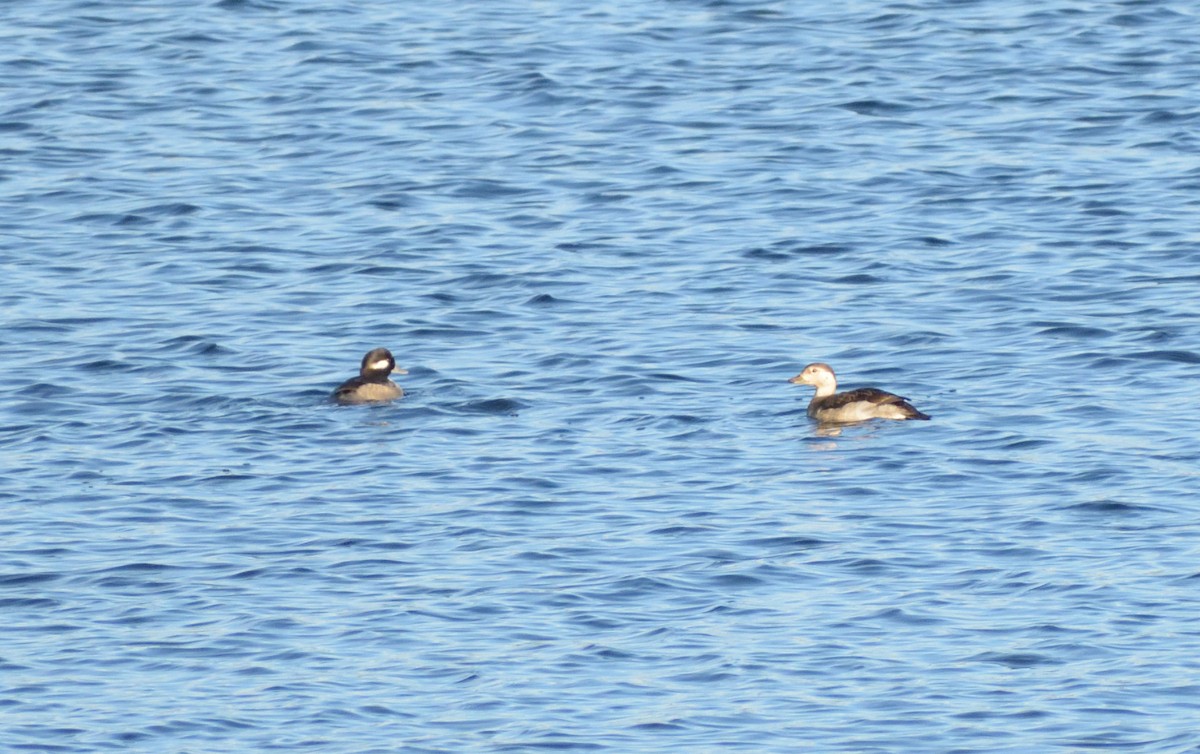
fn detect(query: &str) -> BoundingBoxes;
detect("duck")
[788,363,930,422]
[332,347,407,405]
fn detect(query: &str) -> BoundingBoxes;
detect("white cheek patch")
[370,359,392,371]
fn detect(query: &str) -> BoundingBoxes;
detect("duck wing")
[331,376,365,402]
[823,388,931,420]
[824,387,909,407]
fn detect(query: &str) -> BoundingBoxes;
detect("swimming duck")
[788,363,930,422]
[332,348,407,405]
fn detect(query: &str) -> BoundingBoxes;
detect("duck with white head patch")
[332,347,407,405]
[789,363,929,423]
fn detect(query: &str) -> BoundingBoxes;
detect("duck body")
[789,363,929,423]
[332,347,406,405]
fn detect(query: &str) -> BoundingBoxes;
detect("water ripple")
[2,1,1199,752]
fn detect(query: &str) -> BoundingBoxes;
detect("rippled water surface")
[4,1,1200,751]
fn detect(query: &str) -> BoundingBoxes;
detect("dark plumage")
[332,347,406,405]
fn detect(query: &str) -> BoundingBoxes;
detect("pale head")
[788,362,837,395]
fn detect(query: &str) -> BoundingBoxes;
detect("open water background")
[3,1,1200,751]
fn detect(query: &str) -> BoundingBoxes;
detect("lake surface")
[3,1,1200,751]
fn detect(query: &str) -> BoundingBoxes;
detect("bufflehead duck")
[788,363,930,422]
[332,348,407,405]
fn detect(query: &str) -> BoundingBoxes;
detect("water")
[3,1,1200,751]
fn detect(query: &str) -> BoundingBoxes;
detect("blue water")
[3,1,1200,751]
